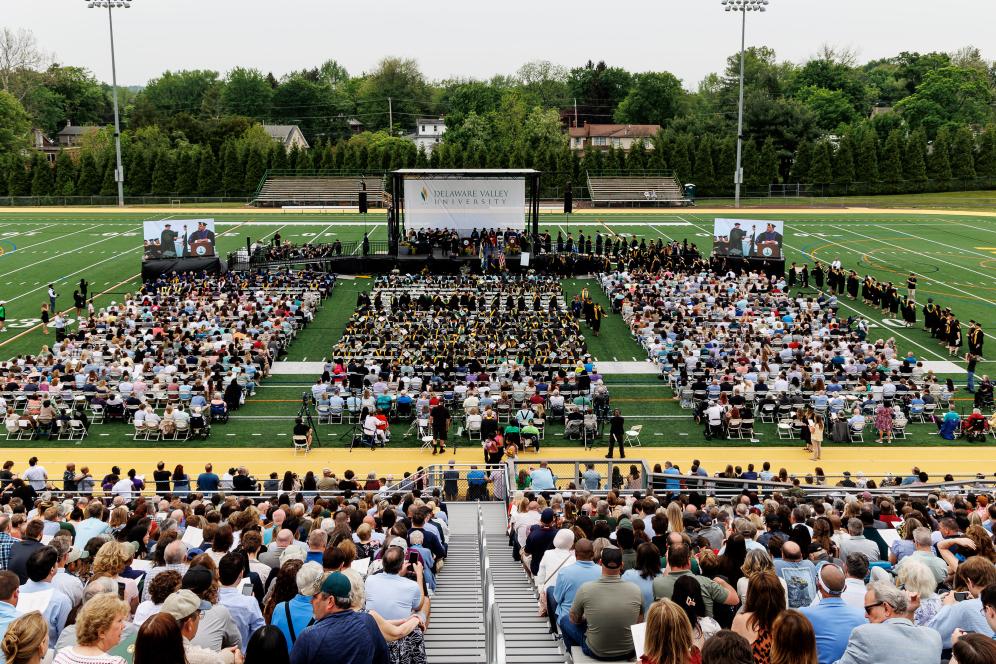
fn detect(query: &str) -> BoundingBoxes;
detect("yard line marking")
[680,213,950,361]
[827,224,996,309]
[0,226,140,280]
[869,223,996,262]
[307,223,336,245]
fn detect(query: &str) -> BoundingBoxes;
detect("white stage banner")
[404,179,526,235]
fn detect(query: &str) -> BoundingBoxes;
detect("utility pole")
[574,98,578,128]
[388,97,393,136]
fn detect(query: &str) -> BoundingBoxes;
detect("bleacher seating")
[253,175,385,207]
[586,175,687,206]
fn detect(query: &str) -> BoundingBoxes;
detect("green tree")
[75,153,100,195]
[692,135,715,190]
[29,152,52,196]
[880,129,904,185]
[789,139,813,183]
[220,67,272,119]
[356,58,431,134]
[243,146,266,193]
[99,151,117,196]
[130,70,221,126]
[976,125,996,178]
[197,146,220,195]
[758,137,780,186]
[567,60,632,127]
[895,66,993,137]
[269,144,288,171]
[833,138,855,185]
[151,150,176,196]
[795,86,859,131]
[126,149,151,196]
[53,150,76,196]
[949,125,976,180]
[0,91,30,156]
[175,149,200,196]
[855,128,880,183]
[904,129,928,181]
[927,128,952,180]
[808,141,833,184]
[7,159,30,196]
[220,142,242,195]
[613,71,685,126]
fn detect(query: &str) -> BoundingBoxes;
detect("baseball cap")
[279,545,307,566]
[541,508,555,524]
[181,566,214,595]
[296,562,326,597]
[388,537,408,550]
[161,590,212,621]
[66,547,88,565]
[318,571,352,600]
[600,547,623,570]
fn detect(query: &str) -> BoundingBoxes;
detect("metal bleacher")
[586,173,687,206]
[252,174,384,207]
[482,503,568,664]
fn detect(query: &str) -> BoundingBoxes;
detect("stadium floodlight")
[84,0,131,207]
[721,0,771,208]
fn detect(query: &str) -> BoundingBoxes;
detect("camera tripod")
[298,393,322,448]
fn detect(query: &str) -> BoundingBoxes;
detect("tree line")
[0,25,995,199]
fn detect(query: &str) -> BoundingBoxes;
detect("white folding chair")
[624,424,642,447]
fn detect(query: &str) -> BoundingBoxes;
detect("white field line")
[0,226,141,280]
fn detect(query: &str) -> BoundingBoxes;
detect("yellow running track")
[4,445,991,481]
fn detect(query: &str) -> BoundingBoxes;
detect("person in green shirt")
[652,543,739,619]
[562,547,643,660]
[0,301,5,333]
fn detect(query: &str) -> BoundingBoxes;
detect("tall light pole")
[86,0,131,207]
[722,0,769,208]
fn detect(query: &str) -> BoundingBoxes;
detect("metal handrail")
[478,505,507,664]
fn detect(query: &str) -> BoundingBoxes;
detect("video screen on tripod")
[712,218,784,259]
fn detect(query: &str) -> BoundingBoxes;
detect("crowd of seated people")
[0,270,333,440]
[600,264,996,446]
[0,456,447,664]
[332,274,586,368]
[506,459,996,664]
[251,240,345,263]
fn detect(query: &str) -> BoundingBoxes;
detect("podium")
[754,240,781,259]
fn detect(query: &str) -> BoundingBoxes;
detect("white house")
[412,117,446,153]
[262,125,310,151]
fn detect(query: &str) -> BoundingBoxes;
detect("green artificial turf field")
[0,208,991,449]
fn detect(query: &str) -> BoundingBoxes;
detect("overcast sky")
[7,0,995,90]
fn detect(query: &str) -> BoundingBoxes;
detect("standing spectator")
[770,609,817,664]
[606,409,625,459]
[152,463,172,495]
[731,572,786,664]
[288,572,389,664]
[197,465,220,495]
[833,582,941,664]
[47,285,57,312]
[22,458,47,492]
[52,593,130,664]
[1,611,48,664]
[799,564,865,664]
[640,598,696,664]
[560,547,642,660]
[874,403,894,443]
[429,400,450,455]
